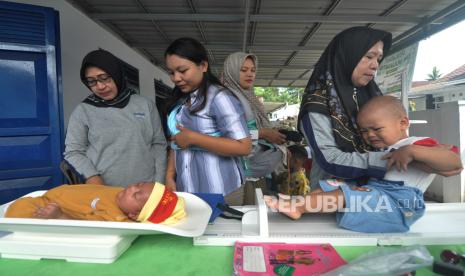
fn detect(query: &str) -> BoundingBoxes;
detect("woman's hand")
[435,168,463,177]
[384,144,463,175]
[259,128,286,144]
[171,125,251,156]
[86,175,105,185]
[165,177,177,191]
[412,162,462,176]
[381,145,415,172]
[171,125,198,149]
[165,149,177,191]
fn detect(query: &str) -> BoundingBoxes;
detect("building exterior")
[409,65,465,111]
[265,102,300,122]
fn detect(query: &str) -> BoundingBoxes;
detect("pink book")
[233,242,346,276]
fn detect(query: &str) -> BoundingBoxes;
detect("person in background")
[163,38,251,205]
[276,144,310,196]
[64,49,167,187]
[223,52,286,145]
[303,145,313,180]
[222,52,286,204]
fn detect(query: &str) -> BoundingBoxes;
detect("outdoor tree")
[254,87,304,104]
[426,66,442,81]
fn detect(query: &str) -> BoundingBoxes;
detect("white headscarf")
[222,52,271,128]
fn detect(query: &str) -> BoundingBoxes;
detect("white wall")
[410,101,465,203]
[11,0,173,125]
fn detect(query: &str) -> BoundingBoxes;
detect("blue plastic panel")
[0,50,48,127]
[0,136,51,170]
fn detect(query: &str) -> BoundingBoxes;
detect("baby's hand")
[33,203,64,219]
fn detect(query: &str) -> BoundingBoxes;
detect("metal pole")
[401,70,409,113]
[242,0,250,52]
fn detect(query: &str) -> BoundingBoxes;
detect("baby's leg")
[4,197,47,218]
[264,189,345,220]
[265,194,301,219]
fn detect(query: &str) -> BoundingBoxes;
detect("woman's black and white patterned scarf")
[298,26,392,152]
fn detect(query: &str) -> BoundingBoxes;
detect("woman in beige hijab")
[223,52,286,144]
[223,52,285,204]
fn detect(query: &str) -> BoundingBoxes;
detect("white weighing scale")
[0,191,212,263]
[194,189,465,246]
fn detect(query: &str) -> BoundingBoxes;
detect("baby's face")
[357,112,407,149]
[116,182,154,216]
[290,158,305,171]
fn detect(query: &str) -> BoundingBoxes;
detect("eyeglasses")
[84,74,112,87]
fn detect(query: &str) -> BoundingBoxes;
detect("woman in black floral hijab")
[298,26,392,187]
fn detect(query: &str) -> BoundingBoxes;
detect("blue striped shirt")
[174,85,250,195]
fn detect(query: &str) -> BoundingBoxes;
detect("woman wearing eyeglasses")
[64,49,167,187]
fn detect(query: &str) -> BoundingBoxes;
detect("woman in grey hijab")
[223,52,285,203]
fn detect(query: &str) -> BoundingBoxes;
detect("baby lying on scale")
[5,182,185,225]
